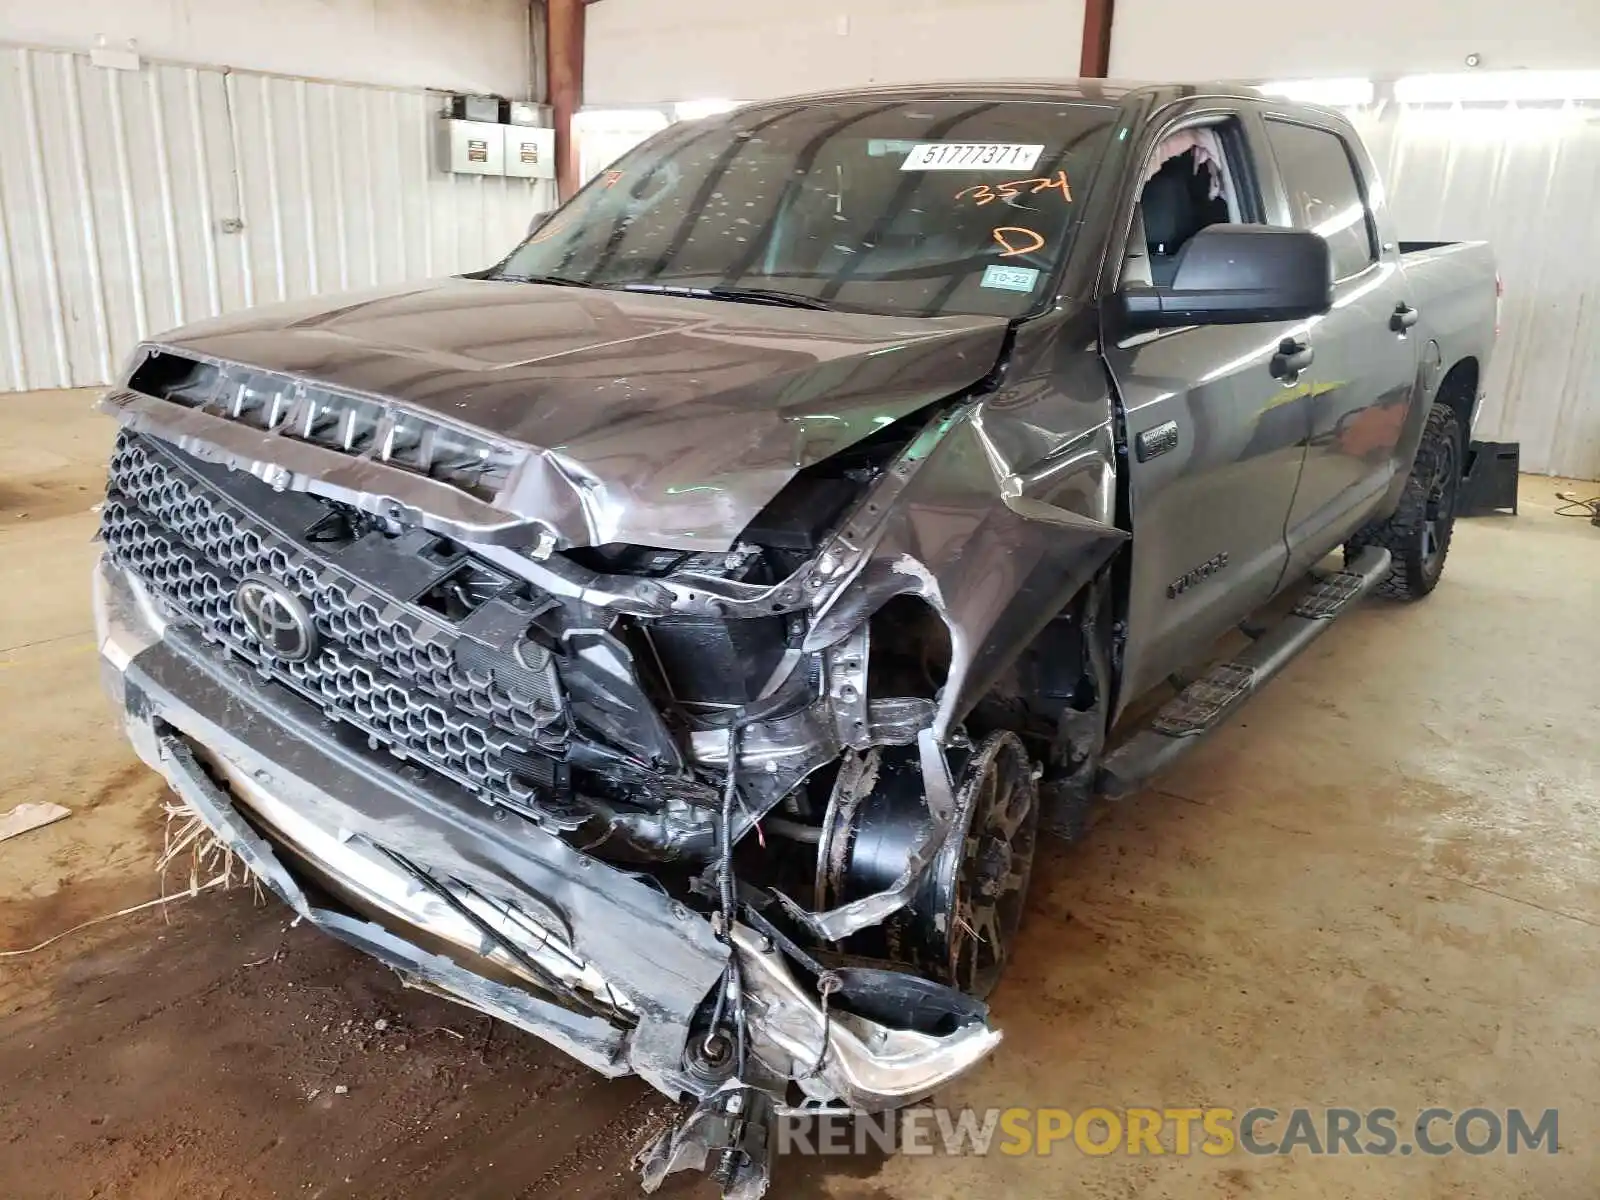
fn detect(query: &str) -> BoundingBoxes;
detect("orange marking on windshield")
[530,215,570,243]
[956,171,1071,207]
[602,169,625,189]
[993,226,1047,257]
[1030,170,1071,201]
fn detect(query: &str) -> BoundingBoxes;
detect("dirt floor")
[2,387,1598,1199]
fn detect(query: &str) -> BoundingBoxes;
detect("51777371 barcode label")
[899,143,1045,171]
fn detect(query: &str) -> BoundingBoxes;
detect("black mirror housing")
[1119,225,1334,329]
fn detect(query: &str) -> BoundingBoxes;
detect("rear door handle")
[1390,302,1420,332]
[1270,338,1314,379]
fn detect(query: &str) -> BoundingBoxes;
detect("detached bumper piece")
[95,557,1000,1196]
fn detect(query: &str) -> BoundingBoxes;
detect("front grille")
[102,430,565,807]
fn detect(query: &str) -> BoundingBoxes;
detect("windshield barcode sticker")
[900,143,1045,171]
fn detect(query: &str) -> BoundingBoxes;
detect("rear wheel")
[1347,403,1462,600]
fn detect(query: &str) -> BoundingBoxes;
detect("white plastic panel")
[1110,0,1600,79]
[573,109,671,188]
[0,44,556,393]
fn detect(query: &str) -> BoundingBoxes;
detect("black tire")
[1346,402,1462,600]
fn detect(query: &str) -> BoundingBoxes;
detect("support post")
[1079,0,1116,78]
[547,0,585,201]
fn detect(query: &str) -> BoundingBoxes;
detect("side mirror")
[1118,225,1333,329]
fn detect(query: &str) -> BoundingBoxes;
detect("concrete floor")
[1,387,1597,1199]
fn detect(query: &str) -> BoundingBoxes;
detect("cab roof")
[738,79,1272,109]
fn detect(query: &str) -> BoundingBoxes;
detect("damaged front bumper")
[94,555,1002,1185]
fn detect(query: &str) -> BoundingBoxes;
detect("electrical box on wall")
[444,119,506,176]
[451,94,504,124]
[507,101,550,127]
[438,92,552,178]
[503,126,555,179]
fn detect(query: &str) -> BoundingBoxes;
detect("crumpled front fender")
[804,386,1126,742]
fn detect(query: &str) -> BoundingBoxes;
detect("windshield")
[494,98,1118,319]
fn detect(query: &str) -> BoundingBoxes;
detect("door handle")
[1390,302,1420,333]
[1270,337,1314,379]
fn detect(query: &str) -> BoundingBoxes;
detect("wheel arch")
[1435,357,1479,471]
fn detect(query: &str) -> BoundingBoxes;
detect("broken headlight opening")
[100,370,1120,1198]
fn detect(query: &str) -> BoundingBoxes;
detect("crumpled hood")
[154,278,1011,550]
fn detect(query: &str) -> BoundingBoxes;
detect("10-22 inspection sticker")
[900,143,1045,171]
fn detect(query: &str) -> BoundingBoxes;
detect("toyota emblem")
[235,577,318,662]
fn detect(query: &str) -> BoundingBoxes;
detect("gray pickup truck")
[93,81,1496,1194]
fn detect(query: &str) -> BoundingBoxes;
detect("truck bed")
[1397,239,1497,411]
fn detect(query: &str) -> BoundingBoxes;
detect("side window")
[1123,118,1255,288]
[1262,120,1376,280]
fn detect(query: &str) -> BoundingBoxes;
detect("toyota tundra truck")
[92,80,1497,1195]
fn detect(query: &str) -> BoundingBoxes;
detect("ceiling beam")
[1079,0,1116,78]
[547,0,585,201]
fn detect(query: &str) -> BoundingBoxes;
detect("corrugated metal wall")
[0,44,556,393]
[1350,100,1600,479]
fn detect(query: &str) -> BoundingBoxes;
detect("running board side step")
[1097,545,1392,798]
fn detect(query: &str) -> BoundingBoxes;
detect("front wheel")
[1346,402,1462,600]
[825,733,1040,999]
